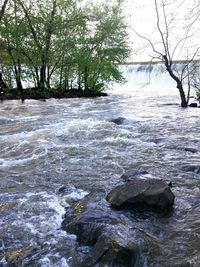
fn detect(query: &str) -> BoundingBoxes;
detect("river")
[0,64,200,266]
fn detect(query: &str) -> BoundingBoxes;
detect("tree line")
[1,0,200,107]
[0,0,130,101]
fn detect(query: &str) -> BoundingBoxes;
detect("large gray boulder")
[62,203,147,267]
[106,178,175,211]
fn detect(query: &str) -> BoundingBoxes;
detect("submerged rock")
[178,262,194,267]
[5,247,35,267]
[183,147,198,153]
[121,167,148,181]
[4,244,50,266]
[110,117,126,125]
[0,118,12,125]
[189,103,198,107]
[181,164,200,174]
[106,178,175,211]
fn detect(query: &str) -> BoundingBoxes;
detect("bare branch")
[133,29,163,57]
[162,0,172,64]
[181,47,200,80]
[155,0,167,56]
[171,33,193,60]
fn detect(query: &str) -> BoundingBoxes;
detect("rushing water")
[0,64,200,266]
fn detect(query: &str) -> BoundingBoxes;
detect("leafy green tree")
[0,0,9,95]
[0,0,130,99]
[189,62,200,102]
[73,1,130,93]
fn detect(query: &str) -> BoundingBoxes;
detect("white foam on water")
[54,118,102,136]
[59,189,89,207]
[0,126,52,141]
[12,115,41,122]
[39,254,70,267]
[0,148,48,168]
[1,63,200,266]
[0,256,7,266]
[13,188,89,238]
[2,187,89,265]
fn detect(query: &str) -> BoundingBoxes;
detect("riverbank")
[0,87,108,101]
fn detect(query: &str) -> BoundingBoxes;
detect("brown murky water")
[0,65,200,266]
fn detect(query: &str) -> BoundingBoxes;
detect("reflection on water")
[0,67,200,266]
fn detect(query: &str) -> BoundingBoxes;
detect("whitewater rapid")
[0,64,200,266]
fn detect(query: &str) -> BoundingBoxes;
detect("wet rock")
[183,147,198,153]
[57,186,67,193]
[62,205,141,267]
[5,245,50,266]
[181,164,200,174]
[0,202,17,215]
[189,103,198,107]
[110,117,126,125]
[0,118,11,125]
[121,167,148,181]
[106,178,175,211]
[168,181,173,188]
[148,138,167,145]
[178,262,193,267]
[5,247,35,267]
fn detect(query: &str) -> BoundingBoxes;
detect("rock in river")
[189,103,198,107]
[110,117,126,125]
[62,202,147,267]
[121,167,148,181]
[106,178,175,211]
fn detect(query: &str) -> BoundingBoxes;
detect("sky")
[121,0,200,62]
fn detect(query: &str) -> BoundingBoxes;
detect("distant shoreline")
[0,88,108,102]
[122,59,200,65]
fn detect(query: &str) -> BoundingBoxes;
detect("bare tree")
[134,0,200,107]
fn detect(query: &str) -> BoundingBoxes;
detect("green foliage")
[196,89,200,100]
[0,0,130,97]
[190,63,200,101]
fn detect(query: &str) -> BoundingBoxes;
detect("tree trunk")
[78,68,81,91]
[15,66,24,103]
[70,79,73,90]
[38,0,57,93]
[84,66,89,92]
[63,73,69,91]
[163,55,188,107]
[65,77,69,91]
[35,67,40,87]
[0,72,8,90]
[7,48,24,102]
[16,79,24,103]
[39,65,46,89]
[0,72,8,101]
[46,66,51,89]
[177,83,187,108]
[59,68,63,90]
